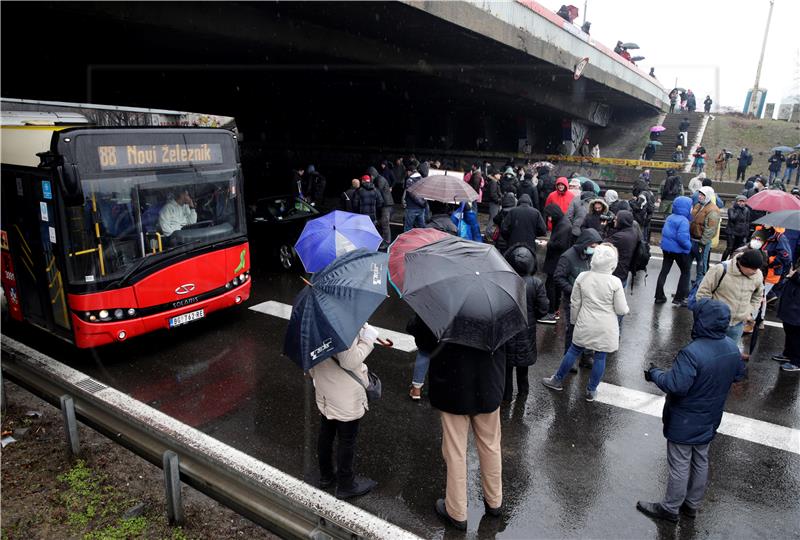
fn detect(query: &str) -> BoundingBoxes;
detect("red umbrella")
[388,228,450,295]
[746,190,800,212]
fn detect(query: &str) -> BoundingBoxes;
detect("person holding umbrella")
[541,243,630,401]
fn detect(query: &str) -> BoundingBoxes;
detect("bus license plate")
[169,309,205,328]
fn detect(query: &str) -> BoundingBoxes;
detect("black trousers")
[736,166,747,182]
[655,251,692,302]
[784,323,800,366]
[318,416,360,489]
[503,362,529,401]
[545,274,562,314]
[721,234,747,261]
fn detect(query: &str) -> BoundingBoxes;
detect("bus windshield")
[64,167,243,285]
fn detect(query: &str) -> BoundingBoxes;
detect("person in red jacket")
[544,177,575,229]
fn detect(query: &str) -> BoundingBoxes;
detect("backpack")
[629,235,651,292]
[687,261,728,310]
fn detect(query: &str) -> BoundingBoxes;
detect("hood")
[502,192,518,209]
[366,166,379,180]
[588,198,609,214]
[504,243,537,276]
[580,190,595,202]
[691,299,731,340]
[605,189,619,204]
[505,166,515,175]
[306,164,316,174]
[361,180,375,190]
[518,194,533,207]
[544,203,564,222]
[568,179,582,192]
[698,172,706,180]
[575,228,603,250]
[632,180,648,197]
[615,210,634,229]
[698,186,715,205]
[589,243,618,274]
[672,196,693,218]
[555,177,569,192]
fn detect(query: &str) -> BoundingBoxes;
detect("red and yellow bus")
[1,101,250,347]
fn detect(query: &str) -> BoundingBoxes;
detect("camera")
[599,212,615,223]
[724,150,733,160]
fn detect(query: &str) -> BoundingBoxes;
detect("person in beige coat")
[309,323,379,499]
[542,243,630,401]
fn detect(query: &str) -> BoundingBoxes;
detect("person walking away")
[768,151,785,185]
[341,179,360,212]
[536,167,556,212]
[605,189,630,215]
[353,174,384,224]
[566,180,592,241]
[581,198,610,236]
[736,148,752,182]
[499,167,519,196]
[407,314,438,400]
[689,186,720,285]
[678,117,690,149]
[696,249,763,352]
[306,165,327,208]
[540,204,572,324]
[554,228,603,361]
[774,264,800,372]
[630,180,655,244]
[784,152,799,184]
[500,194,545,254]
[636,299,746,522]
[642,142,657,161]
[492,193,518,250]
[655,196,693,305]
[367,166,394,245]
[502,244,549,401]
[484,171,503,238]
[310,324,381,498]
[544,177,575,220]
[606,210,640,289]
[517,172,539,209]
[542,243,629,401]
[403,166,427,231]
[721,196,751,260]
[703,95,712,113]
[692,150,706,174]
[430,342,506,530]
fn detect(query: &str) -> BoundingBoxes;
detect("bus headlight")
[98,309,110,320]
[114,309,124,319]
[127,308,136,316]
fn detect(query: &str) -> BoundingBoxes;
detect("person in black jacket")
[499,167,519,196]
[517,173,539,209]
[492,193,518,252]
[775,265,800,371]
[353,175,383,223]
[430,342,506,530]
[484,172,503,238]
[502,244,548,402]
[721,195,752,260]
[540,204,572,324]
[305,165,327,207]
[658,170,684,213]
[367,166,394,245]
[581,198,610,236]
[536,167,556,212]
[340,178,360,212]
[554,228,603,356]
[499,194,545,252]
[736,148,753,182]
[606,210,640,288]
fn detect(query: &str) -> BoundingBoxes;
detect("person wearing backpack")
[655,196,693,305]
[657,170,684,213]
[630,180,655,243]
[499,167,519,196]
[696,249,763,350]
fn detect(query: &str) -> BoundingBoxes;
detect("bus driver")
[158,189,197,236]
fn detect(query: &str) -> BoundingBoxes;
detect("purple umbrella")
[650,126,666,132]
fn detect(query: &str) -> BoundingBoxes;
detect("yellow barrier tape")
[545,155,678,169]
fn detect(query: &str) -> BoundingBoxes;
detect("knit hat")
[738,249,763,269]
[735,195,747,202]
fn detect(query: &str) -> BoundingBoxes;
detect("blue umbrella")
[294,211,382,273]
[283,249,389,371]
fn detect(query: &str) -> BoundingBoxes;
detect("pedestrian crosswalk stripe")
[250,300,798,454]
[249,300,419,353]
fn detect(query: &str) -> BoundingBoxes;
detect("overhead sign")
[574,57,590,80]
[97,143,223,171]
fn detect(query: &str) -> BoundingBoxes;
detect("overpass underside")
[2,1,662,165]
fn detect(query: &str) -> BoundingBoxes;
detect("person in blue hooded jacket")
[655,196,693,305]
[637,299,746,523]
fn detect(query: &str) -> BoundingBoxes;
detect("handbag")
[333,357,382,401]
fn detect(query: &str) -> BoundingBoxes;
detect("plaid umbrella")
[406,175,478,203]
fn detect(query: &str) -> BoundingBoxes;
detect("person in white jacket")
[158,190,197,236]
[309,323,379,499]
[541,243,630,401]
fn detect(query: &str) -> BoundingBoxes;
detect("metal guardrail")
[1,337,420,540]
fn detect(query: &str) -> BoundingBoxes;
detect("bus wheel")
[279,245,295,270]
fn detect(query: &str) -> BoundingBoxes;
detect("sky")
[579,0,799,115]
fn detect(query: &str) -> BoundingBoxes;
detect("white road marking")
[251,300,798,454]
[249,300,419,353]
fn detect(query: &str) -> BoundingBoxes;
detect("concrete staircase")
[648,111,706,163]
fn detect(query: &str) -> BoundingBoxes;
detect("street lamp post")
[748,0,775,117]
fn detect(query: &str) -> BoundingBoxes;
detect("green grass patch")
[702,115,799,168]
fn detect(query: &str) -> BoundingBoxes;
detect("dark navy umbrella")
[401,236,527,351]
[294,211,382,273]
[283,249,389,371]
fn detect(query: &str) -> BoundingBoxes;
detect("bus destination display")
[97,143,223,170]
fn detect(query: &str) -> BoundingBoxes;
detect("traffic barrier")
[545,154,678,169]
[1,337,421,540]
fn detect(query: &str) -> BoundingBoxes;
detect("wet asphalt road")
[5,246,800,539]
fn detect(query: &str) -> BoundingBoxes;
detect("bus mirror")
[57,164,83,203]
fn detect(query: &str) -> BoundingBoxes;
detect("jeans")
[403,208,425,232]
[661,441,710,514]
[318,416,360,489]
[554,344,608,391]
[378,206,392,244]
[769,169,780,183]
[655,251,692,301]
[503,362,529,401]
[783,167,796,182]
[411,350,431,387]
[691,240,711,285]
[725,322,744,349]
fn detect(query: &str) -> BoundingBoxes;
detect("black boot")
[336,476,377,499]
[435,499,467,530]
[636,501,678,523]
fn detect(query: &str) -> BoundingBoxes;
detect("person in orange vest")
[741,226,791,334]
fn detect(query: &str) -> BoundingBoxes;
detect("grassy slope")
[701,115,800,174]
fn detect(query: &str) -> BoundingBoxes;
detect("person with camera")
[636,299,746,523]
[713,149,732,181]
[581,198,611,236]
[768,151,786,185]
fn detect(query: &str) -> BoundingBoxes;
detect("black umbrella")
[622,42,640,49]
[401,236,527,351]
[283,249,389,371]
[753,210,800,231]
